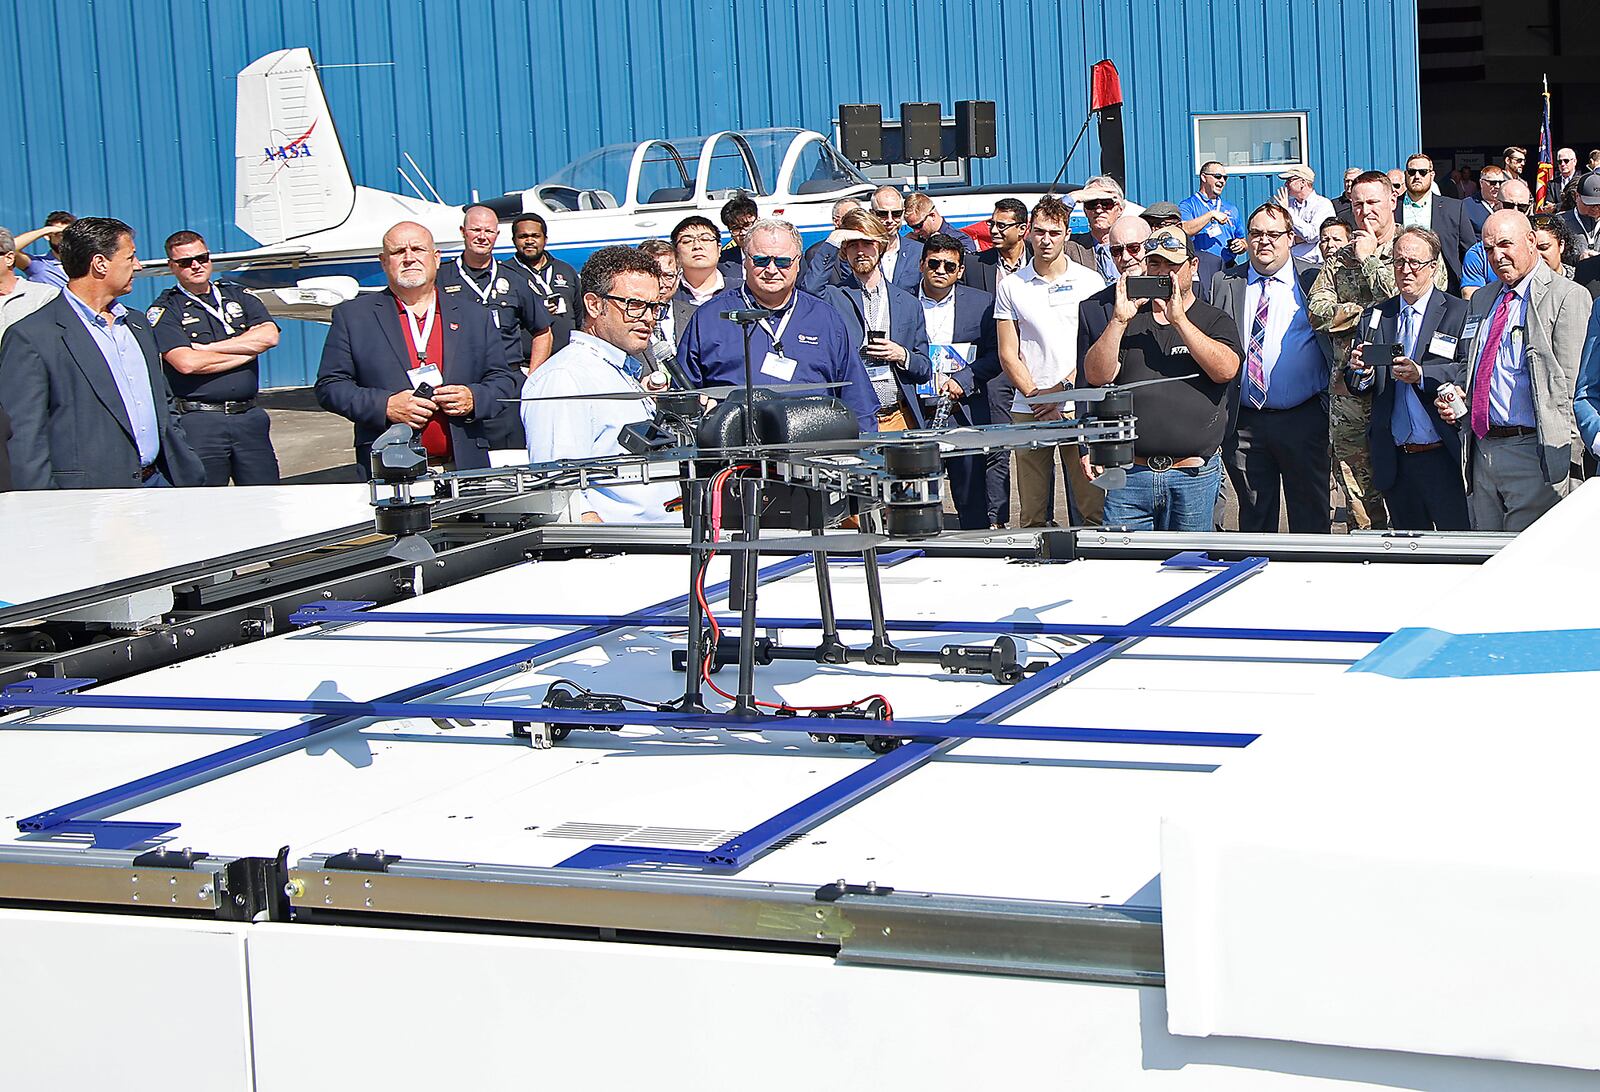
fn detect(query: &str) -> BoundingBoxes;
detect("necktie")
[1469,291,1514,439]
[1245,280,1270,409]
[1399,306,1415,361]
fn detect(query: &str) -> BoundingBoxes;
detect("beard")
[395,267,429,289]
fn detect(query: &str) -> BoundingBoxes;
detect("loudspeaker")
[954,100,996,159]
[900,102,941,161]
[839,104,883,164]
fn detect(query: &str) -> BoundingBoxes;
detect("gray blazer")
[1210,258,1336,369]
[1453,261,1589,487]
[0,293,203,489]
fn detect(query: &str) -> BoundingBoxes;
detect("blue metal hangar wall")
[0,0,1421,389]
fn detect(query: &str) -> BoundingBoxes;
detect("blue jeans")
[1101,454,1222,531]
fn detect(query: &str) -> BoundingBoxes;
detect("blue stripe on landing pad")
[1349,627,1600,678]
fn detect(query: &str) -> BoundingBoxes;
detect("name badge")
[866,364,893,385]
[760,352,796,381]
[546,294,569,316]
[1427,332,1458,360]
[1047,284,1075,307]
[1206,222,1223,238]
[1462,317,1481,342]
[407,363,444,390]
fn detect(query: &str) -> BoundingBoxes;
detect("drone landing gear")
[678,634,1028,685]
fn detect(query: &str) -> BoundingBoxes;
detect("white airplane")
[215,48,1079,320]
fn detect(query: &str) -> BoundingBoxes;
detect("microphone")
[721,307,776,324]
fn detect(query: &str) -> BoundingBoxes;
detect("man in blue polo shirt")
[676,218,877,431]
[1180,162,1246,267]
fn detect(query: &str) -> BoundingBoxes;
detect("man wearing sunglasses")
[1466,166,1506,240]
[1461,178,1533,300]
[519,246,681,524]
[903,192,976,252]
[678,218,877,431]
[801,185,924,295]
[1067,178,1125,282]
[147,231,283,485]
[1181,162,1246,267]
[317,221,520,473]
[1396,154,1472,292]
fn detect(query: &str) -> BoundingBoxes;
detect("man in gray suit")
[1212,202,1334,532]
[0,217,202,489]
[1435,210,1590,531]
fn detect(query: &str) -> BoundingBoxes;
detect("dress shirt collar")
[1403,192,1431,209]
[1246,261,1295,289]
[65,287,129,328]
[918,286,956,308]
[1401,288,1433,330]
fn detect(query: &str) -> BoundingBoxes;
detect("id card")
[546,294,569,316]
[1047,284,1075,307]
[407,363,443,389]
[1462,317,1481,342]
[1427,332,1458,360]
[760,352,797,381]
[866,364,894,385]
[1206,221,1223,238]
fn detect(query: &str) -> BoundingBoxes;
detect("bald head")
[1106,215,1151,275]
[381,221,440,292]
[1499,178,1532,208]
[1482,210,1537,287]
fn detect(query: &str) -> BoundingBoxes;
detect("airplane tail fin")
[234,48,356,245]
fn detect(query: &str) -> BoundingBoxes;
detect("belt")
[1485,424,1536,439]
[176,398,256,414]
[1399,441,1443,454]
[1133,454,1210,471]
[1240,394,1319,414]
[138,463,158,482]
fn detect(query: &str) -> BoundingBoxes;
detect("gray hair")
[831,196,862,218]
[0,228,13,255]
[1394,225,1441,261]
[744,218,803,255]
[1081,174,1126,201]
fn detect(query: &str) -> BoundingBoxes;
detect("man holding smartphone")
[1080,229,1242,531]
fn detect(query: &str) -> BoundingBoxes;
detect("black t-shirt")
[507,254,581,351]
[1113,299,1242,458]
[149,282,275,401]
[437,259,552,367]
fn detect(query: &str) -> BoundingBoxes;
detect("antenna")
[404,151,446,205]
[396,165,429,202]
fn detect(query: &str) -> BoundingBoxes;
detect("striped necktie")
[1244,281,1270,409]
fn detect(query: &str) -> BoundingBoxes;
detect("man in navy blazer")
[317,222,520,473]
[817,210,932,431]
[1345,227,1471,530]
[914,234,999,528]
[1395,154,1474,292]
[0,217,203,489]
[801,188,925,296]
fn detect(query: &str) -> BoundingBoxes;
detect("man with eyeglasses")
[1466,166,1506,240]
[1463,178,1534,300]
[678,218,877,431]
[1081,228,1241,532]
[672,215,732,307]
[1309,171,1449,530]
[1503,146,1529,182]
[903,192,977,253]
[1181,162,1246,268]
[317,221,519,474]
[1213,203,1334,533]
[634,238,694,383]
[1555,148,1580,196]
[148,230,283,484]
[1272,167,1337,265]
[506,213,581,352]
[1434,210,1588,531]
[519,246,682,524]
[1343,227,1472,530]
[1068,180,1125,282]
[1557,173,1600,261]
[1396,154,1472,291]
[800,185,924,295]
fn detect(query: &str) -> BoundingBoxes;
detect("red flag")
[1090,60,1122,112]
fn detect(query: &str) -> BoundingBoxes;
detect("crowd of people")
[4,142,1600,537]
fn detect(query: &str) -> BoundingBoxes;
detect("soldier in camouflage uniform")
[1308,170,1449,529]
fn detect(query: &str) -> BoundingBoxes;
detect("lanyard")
[404,297,438,365]
[523,258,554,296]
[182,286,234,334]
[741,288,795,355]
[456,259,499,305]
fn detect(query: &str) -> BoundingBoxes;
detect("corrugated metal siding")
[0,0,1419,388]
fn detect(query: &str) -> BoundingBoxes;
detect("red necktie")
[1469,290,1513,440]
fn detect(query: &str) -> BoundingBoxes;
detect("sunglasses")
[1481,178,1506,187]
[1083,199,1118,211]
[986,218,1022,232]
[1405,167,1432,176]
[924,258,961,273]
[1503,201,1532,212]
[171,252,211,267]
[1108,242,1144,256]
[873,209,904,221]
[749,254,796,269]
[1203,172,1229,181]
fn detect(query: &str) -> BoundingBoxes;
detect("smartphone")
[413,381,435,399]
[1126,275,1173,300]
[1362,342,1402,368]
[867,330,887,343]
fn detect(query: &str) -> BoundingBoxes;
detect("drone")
[366,306,1187,751]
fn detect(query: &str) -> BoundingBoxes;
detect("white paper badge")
[759,352,796,381]
[407,363,444,389]
[1428,332,1459,359]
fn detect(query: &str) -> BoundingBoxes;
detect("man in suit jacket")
[1396,154,1474,292]
[801,217,925,296]
[915,234,999,528]
[0,217,203,489]
[1211,203,1335,533]
[1345,228,1472,530]
[1435,211,1590,531]
[817,209,932,432]
[317,221,520,473]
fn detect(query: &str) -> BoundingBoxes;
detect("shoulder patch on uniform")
[146,306,165,324]
[443,284,462,293]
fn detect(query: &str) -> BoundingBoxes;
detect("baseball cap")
[1141,201,1183,223]
[1279,165,1315,183]
[1144,227,1192,263]
[1067,183,1122,205]
[1578,173,1600,201]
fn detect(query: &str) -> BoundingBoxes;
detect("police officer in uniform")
[148,230,281,484]
[506,213,581,353]
[436,204,553,448]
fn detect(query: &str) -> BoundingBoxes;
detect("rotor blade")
[723,419,1098,456]
[1021,373,1199,405]
[684,528,1026,552]
[500,380,844,404]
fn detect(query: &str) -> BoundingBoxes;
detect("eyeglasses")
[171,252,211,267]
[599,293,658,320]
[749,254,796,269]
[1246,229,1291,242]
[872,208,904,221]
[676,233,719,246]
[1405,167,1432,176]
[986,219,1022,233]
[1108,242,1145,256]
[1390,257,1437,272]
[1203,172,1229,181]
[923,258,961,273]
[1083,199,1118,211]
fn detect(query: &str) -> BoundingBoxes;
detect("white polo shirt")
[992,258,1106,412]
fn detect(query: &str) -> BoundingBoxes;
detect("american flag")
[1534,75,1556,210]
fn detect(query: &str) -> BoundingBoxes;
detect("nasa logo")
[263,142,314,162]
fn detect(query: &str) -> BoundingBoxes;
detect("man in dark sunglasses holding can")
[1181,161,1246,267]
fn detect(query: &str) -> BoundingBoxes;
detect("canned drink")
[1439,384,1468,421]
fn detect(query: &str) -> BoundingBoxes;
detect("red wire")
[694,466,894,722]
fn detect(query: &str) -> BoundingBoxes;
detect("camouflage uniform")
[1307,237,1449,529]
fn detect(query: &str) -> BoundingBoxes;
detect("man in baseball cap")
[1141,201,1222,303]
[1560,171,1600,259]
[1275,166,1336,263]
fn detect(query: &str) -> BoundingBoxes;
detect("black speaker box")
[900,102,941,161]
[955,99,996,159]
[839,103,883,164]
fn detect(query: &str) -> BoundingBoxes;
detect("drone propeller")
[502,380,846,404]
[1021,373,1200,406]
[705,417,1101,458]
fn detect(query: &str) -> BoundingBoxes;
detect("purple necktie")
[1245,283,1270,409]
[1469,291,1513,439]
